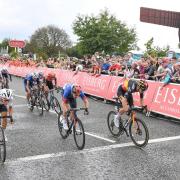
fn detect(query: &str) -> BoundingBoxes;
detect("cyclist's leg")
[69,98,77,120]
[0,105,8,129]
[45,80,53,98]
[8,100,14,123]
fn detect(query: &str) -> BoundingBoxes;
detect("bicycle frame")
[49,91,55,106]
[66,111,77,134]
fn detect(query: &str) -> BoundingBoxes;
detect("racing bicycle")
[44,88,61,115]
[107,97,149,147]
[58,108,88,150]
[28,86,43,116]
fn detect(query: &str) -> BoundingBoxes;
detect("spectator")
[101,58,110,74]
[108,59,121,76]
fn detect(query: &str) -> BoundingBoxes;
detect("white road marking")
[14,94,26,99]
[85,132,116,143]
[13,93,115,143]
[14,104,27,107]
[6,135,180,164]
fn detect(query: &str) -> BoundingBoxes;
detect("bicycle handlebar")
[49,87,61,93]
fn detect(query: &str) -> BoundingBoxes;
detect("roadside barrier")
[1,64,179,120]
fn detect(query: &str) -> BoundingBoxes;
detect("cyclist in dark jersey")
[114,79,148,127]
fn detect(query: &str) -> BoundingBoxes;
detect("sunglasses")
[4,99,9,102]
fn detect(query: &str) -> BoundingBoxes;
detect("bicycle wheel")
[36,97,43,116]
[129,118,149,147]
[29,96,34,112]
[52,97,61,114]
[57,114,67,139]
[73,118,85,150]
[0,127,6,163]
[42,95,50,111]
[107,111,123,137]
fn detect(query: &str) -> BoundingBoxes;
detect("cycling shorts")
[117,85,133,106]
[0,104,7,112]
[61,89,77,108]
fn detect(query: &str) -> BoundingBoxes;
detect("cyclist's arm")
[140,93,144,107]
[8,73,12,81]
[80,92,89,109]
[54,77,57,87]
[83,97,89,109]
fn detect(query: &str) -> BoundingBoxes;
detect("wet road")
[0,76,180,180]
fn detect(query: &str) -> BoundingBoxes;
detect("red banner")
[150,83,180,119]
[9,40,26,48]
[78,73,112,98]
[4,64,180,119]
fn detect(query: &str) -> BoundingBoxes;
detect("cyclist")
[0,88,13,141]
[115,79,148,127]
[24,72,40,105]
[43,72,57,95]
[61,83,89,130]
[37,71,44,89]
[1,67,12,88]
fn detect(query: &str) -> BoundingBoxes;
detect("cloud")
[0,0,179,49]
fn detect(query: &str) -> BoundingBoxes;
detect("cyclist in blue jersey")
[24,72,40,105]
[61,83,89,130]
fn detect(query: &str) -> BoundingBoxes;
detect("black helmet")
[137,80,148,91]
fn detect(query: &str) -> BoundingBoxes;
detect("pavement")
[0,76,180,180]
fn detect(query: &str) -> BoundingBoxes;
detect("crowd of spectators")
[0,52,180,85]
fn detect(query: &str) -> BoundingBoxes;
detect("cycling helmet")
[0,89,13,100]
[32,72,38,79]
[2,67,7,71]
[72,85,81,96]
[47,72,56,78]
[137,80,148,91]
[38,71,44,79]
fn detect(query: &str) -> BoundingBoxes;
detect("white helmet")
[32,72,38,79]
[38,71,44,79]
[2,67,7,71]
[2,67,7,72]
[0,89,13,100]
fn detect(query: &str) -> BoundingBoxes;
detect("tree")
[0,38,14,54]
[144,38,169,57]
[29,25,72,57]
[73,10,137,56]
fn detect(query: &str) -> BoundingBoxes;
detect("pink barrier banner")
[105,76,125,100]
[150,82,180,119]
[78,73,112,98]
[4,64,180,119]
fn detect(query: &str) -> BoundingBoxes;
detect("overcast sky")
[0,0,179,50]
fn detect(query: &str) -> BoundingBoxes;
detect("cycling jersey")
[44,75,57,90]
[46,75,56,82]
[117,79,144,106]
[61,84,86,108]
[24,74,39,88]
[1,69,9,78]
